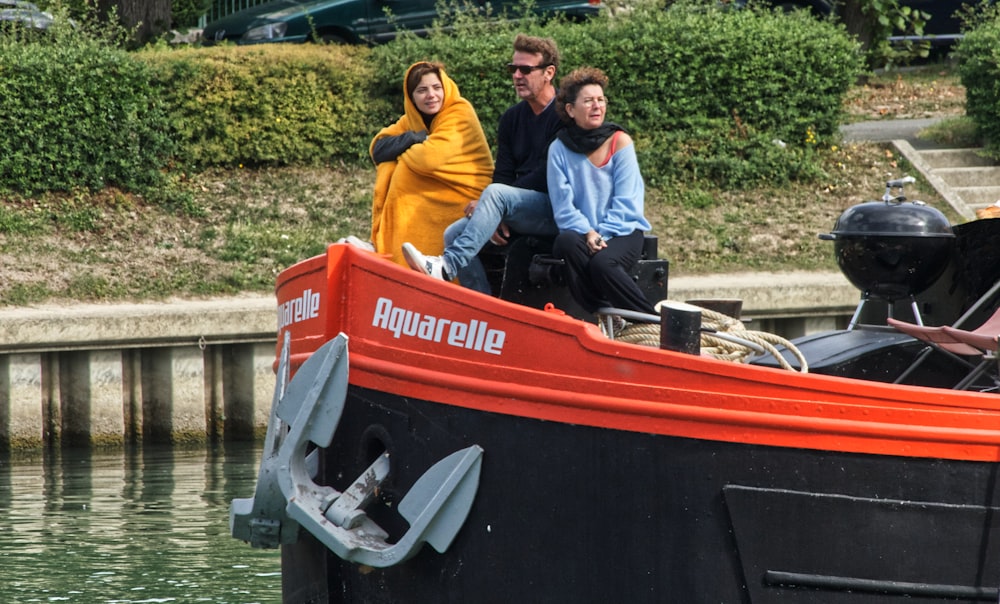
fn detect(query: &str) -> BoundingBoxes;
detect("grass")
[843,62,966,122]
[921,115,982,147]
[0,63,972,306]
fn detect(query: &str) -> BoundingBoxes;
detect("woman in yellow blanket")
[369,62,494,266]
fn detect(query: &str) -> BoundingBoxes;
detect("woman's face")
[566,84,607,131]
[412,73,444,116]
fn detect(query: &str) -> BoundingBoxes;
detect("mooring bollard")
[660,301,702,355]
[685,298,743,320]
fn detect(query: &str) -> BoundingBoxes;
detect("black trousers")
[552,229,657,316]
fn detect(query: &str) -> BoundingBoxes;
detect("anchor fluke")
[230,332,484,568]
[398,445,484,554]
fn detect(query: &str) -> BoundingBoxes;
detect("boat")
[231,179,1000,603]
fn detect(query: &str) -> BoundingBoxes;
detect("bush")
[369,0,862,186]
[957,10,1000,159]
[1,0,863,193]
[0,38,174,194]
[139,43,388,169]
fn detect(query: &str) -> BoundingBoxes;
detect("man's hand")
[490,222,511,246]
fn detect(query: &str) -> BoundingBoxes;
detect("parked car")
[201,0,601,45]
[0,0,54,31]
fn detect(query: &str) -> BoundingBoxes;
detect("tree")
[838,0,929,66]
[96,0,172,46]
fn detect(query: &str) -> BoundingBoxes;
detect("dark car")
[201,0,601,45]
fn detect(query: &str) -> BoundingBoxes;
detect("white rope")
[601,303,809,372]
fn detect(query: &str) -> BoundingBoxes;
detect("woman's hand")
[463,200,477,218]
[587,230,607,255]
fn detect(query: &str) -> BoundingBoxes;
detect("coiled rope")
[605,304,809,372]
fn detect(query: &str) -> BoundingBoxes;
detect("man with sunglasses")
[403,33,563,291]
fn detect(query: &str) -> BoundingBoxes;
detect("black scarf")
[556,122,626,154]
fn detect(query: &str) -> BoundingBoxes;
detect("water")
[0,441,282,603]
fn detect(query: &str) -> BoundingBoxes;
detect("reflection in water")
[0,441,281,603]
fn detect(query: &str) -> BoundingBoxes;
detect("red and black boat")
[231,183,1000,603]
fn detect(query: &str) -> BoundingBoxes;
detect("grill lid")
[823,199,954,239]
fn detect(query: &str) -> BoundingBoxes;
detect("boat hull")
[266,244,1000,603]
[283,384,1000,603]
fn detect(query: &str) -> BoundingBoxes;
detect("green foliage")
[1,0,862,196]
[3,282,52,306]
[0,205,44,234]
[371,0,861,186]
[920,115,981,148]
[172,0,214,28]
[861,0,931,67]
[561,2,858,185]
[368,0,536,145]
[67,272,119,299]
[0,41,174,194]
[140,43,388,169]
[957,7,1000,159]
[35,1,137,47]
[642,116,824,188]
[0,3,173,196]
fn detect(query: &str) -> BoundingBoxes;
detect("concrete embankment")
[0,273,860,450]
[0,296,277,449]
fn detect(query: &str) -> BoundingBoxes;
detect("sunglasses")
[506,63,549,76]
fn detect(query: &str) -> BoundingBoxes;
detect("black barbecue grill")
[820,177,955,328]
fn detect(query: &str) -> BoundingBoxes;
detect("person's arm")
[598,141,651,237]
[397,102,490,177]
[371,130,427,164]
[547,142,592,234]
[369,114,409,163]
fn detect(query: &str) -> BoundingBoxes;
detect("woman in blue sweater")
[547,67,657,317]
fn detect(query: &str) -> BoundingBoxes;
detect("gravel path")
[840,118,948,149]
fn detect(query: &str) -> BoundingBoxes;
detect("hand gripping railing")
[230,331,484,567]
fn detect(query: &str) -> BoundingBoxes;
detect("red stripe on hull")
[275,245,1000,462]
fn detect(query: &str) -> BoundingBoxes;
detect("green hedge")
[0,1,864,194]
[0,38,173,194]
[958,12,1000,159]
[370,2,862,186]
[139,43,387,169]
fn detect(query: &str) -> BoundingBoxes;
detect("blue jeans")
[443,184,557,294]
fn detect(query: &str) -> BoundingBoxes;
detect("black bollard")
[685,298,743,320]
[660,301,702,355]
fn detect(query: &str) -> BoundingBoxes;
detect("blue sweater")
[546,139,651,238]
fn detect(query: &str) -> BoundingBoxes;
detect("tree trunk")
[97,0,173,46]
[839,0,875,53]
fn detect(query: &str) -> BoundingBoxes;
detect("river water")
[0,441,282,603]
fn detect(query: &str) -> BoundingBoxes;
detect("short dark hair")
[406,61,444,101]
[513,33,560,71]
[555,67,609,122]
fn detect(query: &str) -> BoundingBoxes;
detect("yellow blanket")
[370,64,494,266]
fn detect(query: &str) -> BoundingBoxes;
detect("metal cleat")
[230,332,484,567]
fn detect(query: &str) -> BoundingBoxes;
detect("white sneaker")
[402,242,449,280]
[342,235,375,252]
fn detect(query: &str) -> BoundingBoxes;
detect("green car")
[201,0,602,45]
